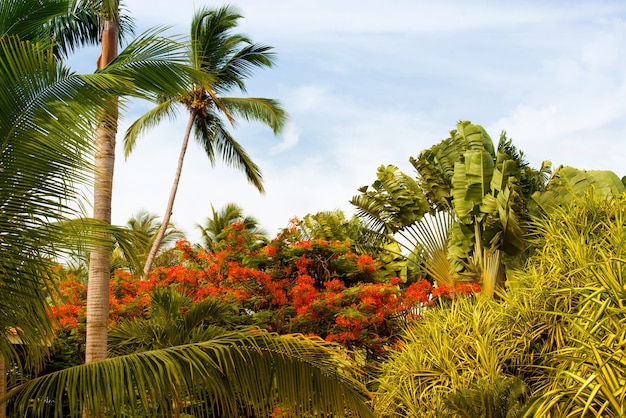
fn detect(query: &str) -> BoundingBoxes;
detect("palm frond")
[102,27,205,101]
[0,0,69,40]
[221,96,287,135]
[9,330,374,418]
[0,35,129,365]
[194,113,264,192]
[216,42,276,92]
[190,5,276,93]
[124,98,177,156]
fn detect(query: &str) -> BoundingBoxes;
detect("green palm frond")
[108,289,233,353]
[0,36,122,364]
[110,211,183,275]
[9,330,374,418]
[197,202,266,249]
[0,0,69,40]
[0,0,134,58]
[194,113,264,192]
[216,42,276,92]
[221,96,287,134]
[191,5,276,93]
[102,27,204,101]
[124,98,177,156]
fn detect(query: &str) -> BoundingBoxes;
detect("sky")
[71,0,626,243]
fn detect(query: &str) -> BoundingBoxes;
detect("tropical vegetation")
[1,0,625,417]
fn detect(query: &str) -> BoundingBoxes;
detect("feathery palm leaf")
[123,98,177,155]
[8,330,374,418]
[191,6,275,92]
[108,289,233,354]
[194,112,264,191]
[101,27,203,101]
[0,0,69,40]
[221,96,286,134]
[46,0,135,58]
[0,35,123,364]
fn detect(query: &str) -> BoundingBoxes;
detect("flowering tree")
[49,221,480,363]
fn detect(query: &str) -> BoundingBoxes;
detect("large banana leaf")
[452,149,495,223]
[531,165,626,214]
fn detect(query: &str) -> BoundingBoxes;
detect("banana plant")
[355,122,546,296]
[432,122,536,295]
[531,165,626,215]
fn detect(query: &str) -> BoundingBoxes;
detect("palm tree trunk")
[142,112,196,278]
[85,2,119,365]
[83,9,119,417]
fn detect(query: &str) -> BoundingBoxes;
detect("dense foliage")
[373,192,626,417]
[49,220,480,364]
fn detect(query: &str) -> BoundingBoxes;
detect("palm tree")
[83,0,204,382]
[108,289,233,353]
[124,5,287,278]
[0,4,130,415]
[106,289,373,417]
[197,202,267,251]
[112,211,183,277]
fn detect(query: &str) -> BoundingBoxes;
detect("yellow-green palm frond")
[8,330,374,418]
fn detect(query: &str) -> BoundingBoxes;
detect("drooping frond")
[123,98,177,156]
[194,112,264,192]
[8,330,374,418]
[0,36,121,364]
[221,96,287,135]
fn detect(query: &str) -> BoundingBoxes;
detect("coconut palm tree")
[124,5,287,278]
[84,0,121,373]
[0,8,129,417]
[83,0,205,379]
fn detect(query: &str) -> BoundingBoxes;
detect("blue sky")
[72,1,626,243]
